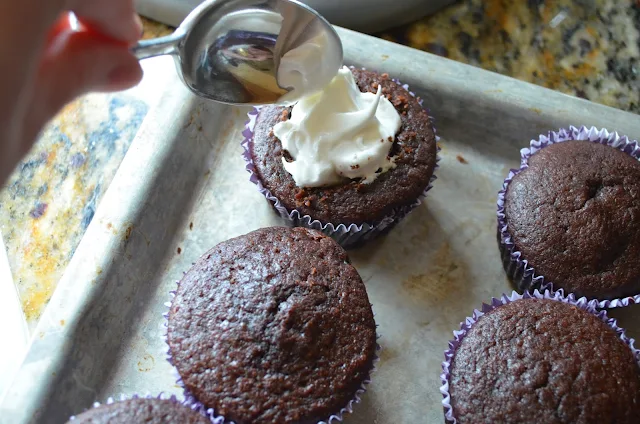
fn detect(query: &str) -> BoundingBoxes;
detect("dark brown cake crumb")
[167,227,377,424]
[450,299,640,423]
[68,398,209,424]
[250,68,437,225]
[505,140,640,299]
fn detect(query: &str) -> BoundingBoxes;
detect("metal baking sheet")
[3,27,640,424]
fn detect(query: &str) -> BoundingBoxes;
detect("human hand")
[0,0,144,185]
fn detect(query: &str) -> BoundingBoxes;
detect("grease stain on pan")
[456,155,469,164]
[401,242,466,304]
[183,115,195,129]
[378,345,398,364]
[106,222,118,235]
[407,210,432,249]
[137,353,155,372]
[125,226,133,240]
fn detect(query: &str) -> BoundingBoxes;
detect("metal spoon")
[132,0,343,105]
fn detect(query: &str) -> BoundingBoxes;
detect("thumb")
[25,14,142,141]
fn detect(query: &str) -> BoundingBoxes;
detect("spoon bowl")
[133,0,343,105]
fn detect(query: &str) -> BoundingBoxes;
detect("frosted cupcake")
[243,66,438,248]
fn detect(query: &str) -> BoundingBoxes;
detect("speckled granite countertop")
[380,0,640,113]
[1,0,638,328]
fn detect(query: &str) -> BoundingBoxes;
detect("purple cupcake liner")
[241,69,440,249]
[163,281,381,424]
[497,125,640,309]
[439,289,640,424]
[162,290,227,424]
[68,393,203,421]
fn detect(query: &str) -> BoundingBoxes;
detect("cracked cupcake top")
[505,139,640,299]
[167,227,377,424]
[449,299,640,424]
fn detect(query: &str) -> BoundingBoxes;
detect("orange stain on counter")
[16,101,95,323]
[21,222,58,321]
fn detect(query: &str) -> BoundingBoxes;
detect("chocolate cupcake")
[498,126,640,307]
[441,290,640,424]
[68,396,209,423]
[166,227,378,424]
[243,66,438,248]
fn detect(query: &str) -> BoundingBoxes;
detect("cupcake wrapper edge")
[68,393,195,421]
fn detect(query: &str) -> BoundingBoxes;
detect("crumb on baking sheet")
[456,155,469,164]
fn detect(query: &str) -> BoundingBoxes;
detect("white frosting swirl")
[273,66,402,188]
[276,31,335,105]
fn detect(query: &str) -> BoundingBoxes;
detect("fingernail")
[133,14,144,40]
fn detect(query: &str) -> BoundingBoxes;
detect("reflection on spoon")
[131,0,343,105]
